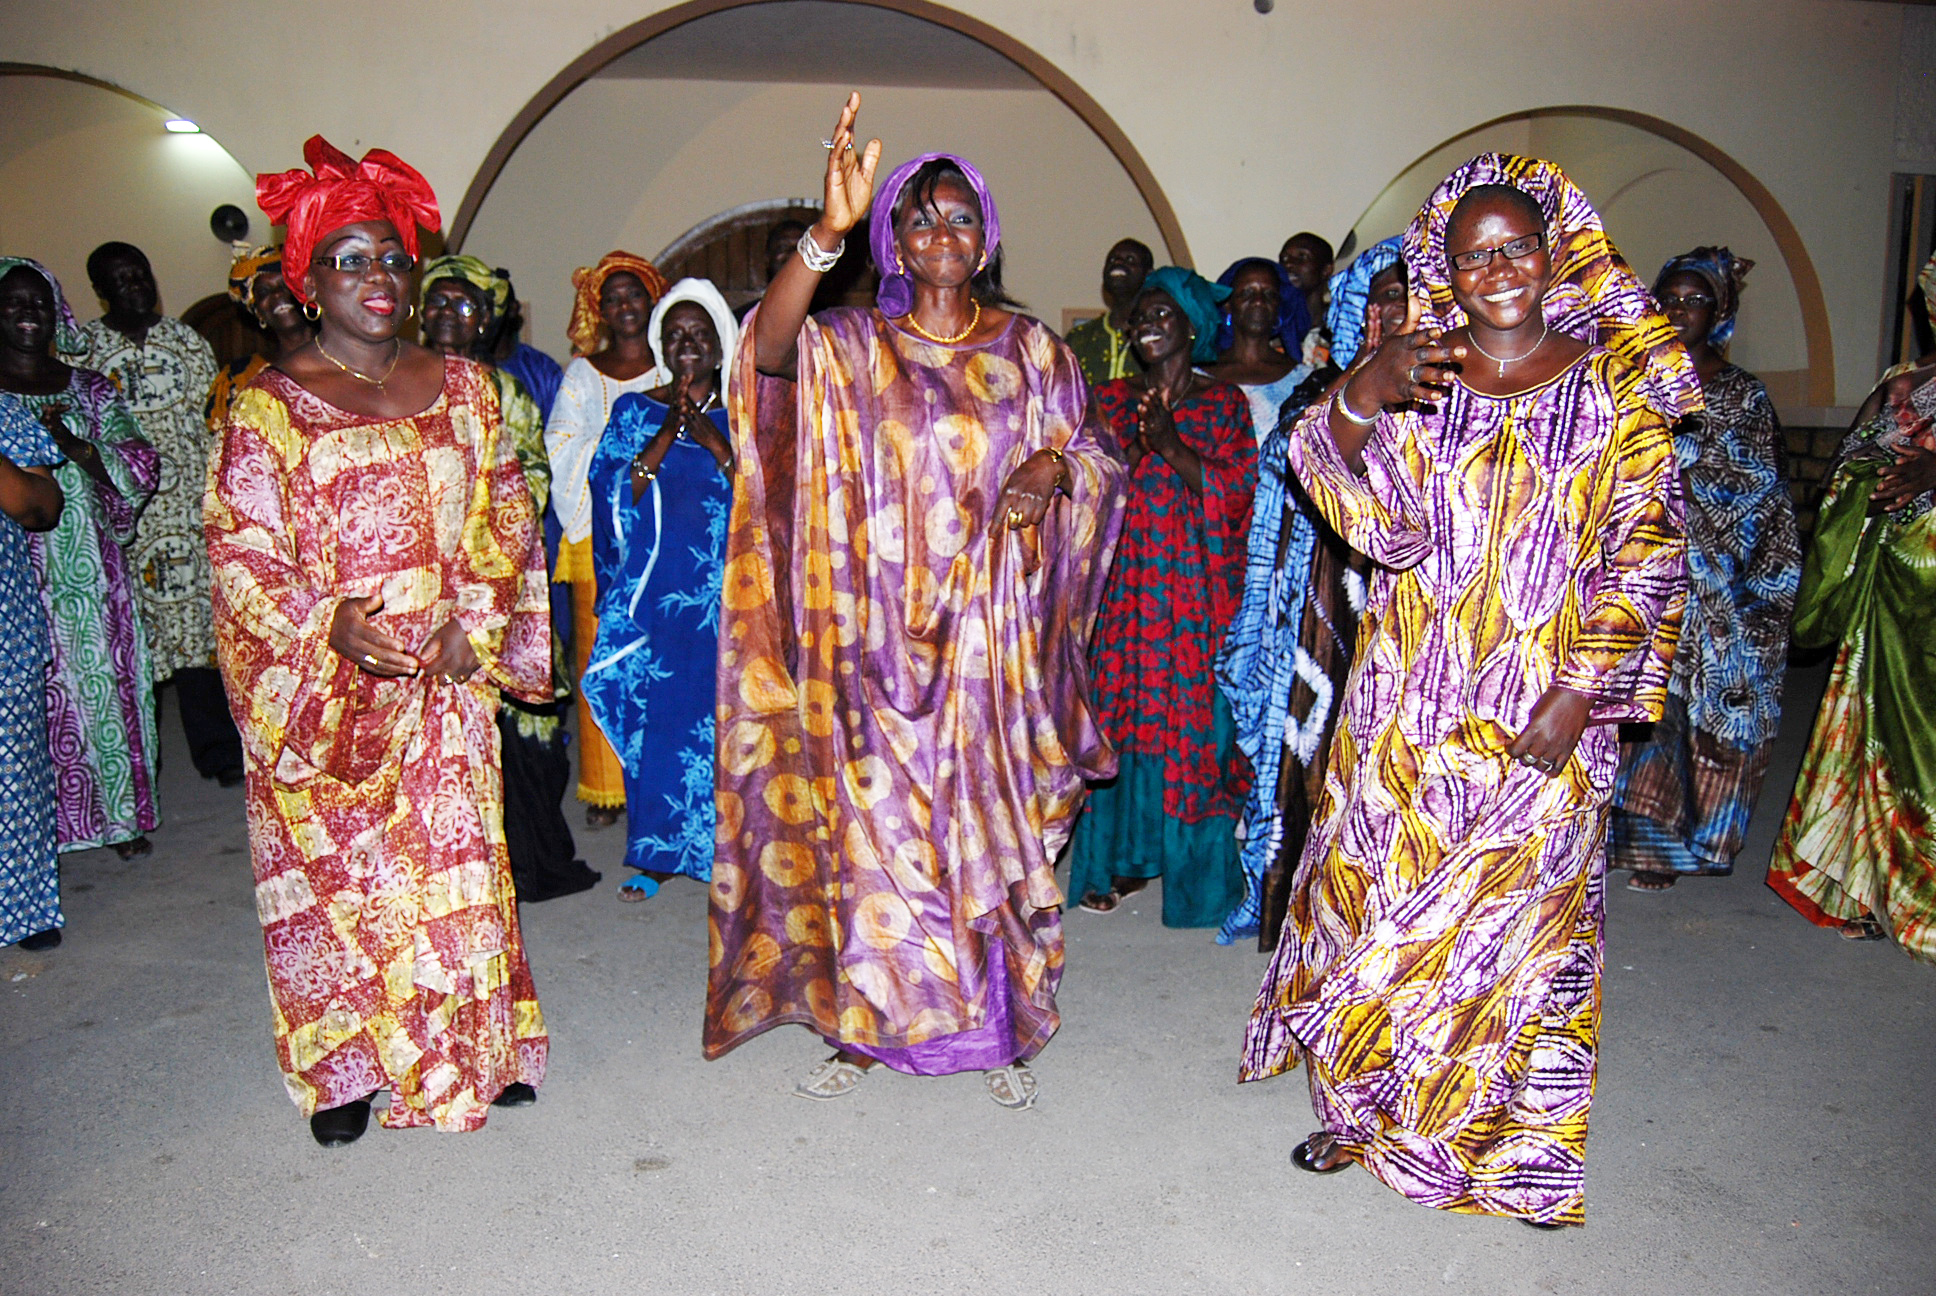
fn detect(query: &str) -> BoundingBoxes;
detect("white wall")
[0,73,258,325]
[464,78,1165,357]
[0,0,1904,404]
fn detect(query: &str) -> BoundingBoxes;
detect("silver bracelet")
[797,228,844,273]
[1334,388,1380,427]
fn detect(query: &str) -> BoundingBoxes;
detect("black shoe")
[16,928,61,951]
[1290,1138,1353,1174]
[491,1082,537,1108]
[309,1099,372,1147]
[216,768,245,788]
[1523,1220,1569,1231]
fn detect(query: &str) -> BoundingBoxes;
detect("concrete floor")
[2,665,1932,1296]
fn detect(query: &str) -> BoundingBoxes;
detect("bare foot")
[1625,871,1676,892]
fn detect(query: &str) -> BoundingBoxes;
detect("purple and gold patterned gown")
[704,308,1125,1074]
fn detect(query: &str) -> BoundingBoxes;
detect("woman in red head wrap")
[206,137,553,1146]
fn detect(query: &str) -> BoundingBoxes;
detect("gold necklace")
[315,337,402,389]
[903,300,981,345]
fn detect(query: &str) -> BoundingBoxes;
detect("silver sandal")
[794,1057,870,1100]
[984,1062,1038,1110]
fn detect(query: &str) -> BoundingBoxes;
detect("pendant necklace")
[315,338,402,390]
[1467,320,1548,378]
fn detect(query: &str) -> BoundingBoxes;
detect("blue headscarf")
[1212,257,1313,360]
[1326,236,1404,369]
[1139,266,1230,365]
[1655,246,1751,352]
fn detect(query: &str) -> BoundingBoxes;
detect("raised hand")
[820,92,884,238]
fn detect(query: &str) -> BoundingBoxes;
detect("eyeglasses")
[424,296,481,316]
[1656,293,1716,310]
[1448,232,1544,273]
[312,251,417,274]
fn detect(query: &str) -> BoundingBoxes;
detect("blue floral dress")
[584,393,730,879]
[0,394,64,945]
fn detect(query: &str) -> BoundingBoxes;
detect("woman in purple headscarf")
[705,93,1127,1109]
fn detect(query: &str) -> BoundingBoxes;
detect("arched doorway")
[0,65,260,360]
[1345,106,1834,408]
[451,0,1185,356]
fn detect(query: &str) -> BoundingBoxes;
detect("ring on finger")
[1408,364,1420,386]
[1007,507,1025,526]
[364,654,378,668]
[1518,754,1536,768]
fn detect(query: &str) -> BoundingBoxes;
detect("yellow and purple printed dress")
[704,308,1126,1073]
[1240,153,1692,1226]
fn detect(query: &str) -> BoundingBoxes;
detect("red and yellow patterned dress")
[206,357,552,1131]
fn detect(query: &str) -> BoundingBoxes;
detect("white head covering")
[641,276,740,396]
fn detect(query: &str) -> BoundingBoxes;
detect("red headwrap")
[255,135,441,304]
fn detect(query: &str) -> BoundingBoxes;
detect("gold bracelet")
[1041,444,1070,492]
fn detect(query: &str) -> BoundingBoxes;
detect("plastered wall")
[0,74,258,327]
[464,78,1165,356]
[0,0,1905,404]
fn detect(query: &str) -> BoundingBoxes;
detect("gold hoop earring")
[403,303,415,322]
[302,300,321,322]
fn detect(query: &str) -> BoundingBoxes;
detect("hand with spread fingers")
[330,592,420,677]
[1506,685,1594,778]
[416,617,481,685]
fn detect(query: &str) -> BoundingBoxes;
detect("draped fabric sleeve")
[205,386,354,779]
[495,369,551,518]
[542,357,605,557]
[1020,321,1129,785]
[69,370,158,545]
[1731,379,1802,688]
[1285,395,1432,570]
[1199,385,1258,627]
[1552,364,1687,723]
[586,392,667,609]
[450,369,551,705]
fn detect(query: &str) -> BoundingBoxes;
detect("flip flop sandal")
[1840,916,1886,941]
[1290,1138,1352,1174]
[1077,890,1122,914]
[794,1057,870,1100]
[617,873,660,903]
[984,1063,1037,1110]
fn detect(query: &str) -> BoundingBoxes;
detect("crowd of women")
[2,89,1932,1228]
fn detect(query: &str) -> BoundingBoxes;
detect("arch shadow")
[1360,105,1834,406]
[446,0,1190,268]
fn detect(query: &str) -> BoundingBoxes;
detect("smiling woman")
[1241,154,1693,1227]
[206,137,552,1147]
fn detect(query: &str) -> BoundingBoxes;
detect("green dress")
[1769,375,1936,961]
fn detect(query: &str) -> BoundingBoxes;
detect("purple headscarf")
[869,152,1002,318]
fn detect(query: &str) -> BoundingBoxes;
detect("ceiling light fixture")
[163,118,201,134]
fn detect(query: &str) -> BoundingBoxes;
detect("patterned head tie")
[1213,257,1313,361]
[567,251,670,357]
[0,256,85,355]
[226,244,284,309]
[420,253,512,320]
[1138,265,1231,365]
[1655,246,1753,352]
[1403,153,1702,422]
[869,152,1002,319]
[1326,236,1405,369]
[255,135,442,305]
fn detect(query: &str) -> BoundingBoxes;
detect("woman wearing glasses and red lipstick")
[205,138,552,1147]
